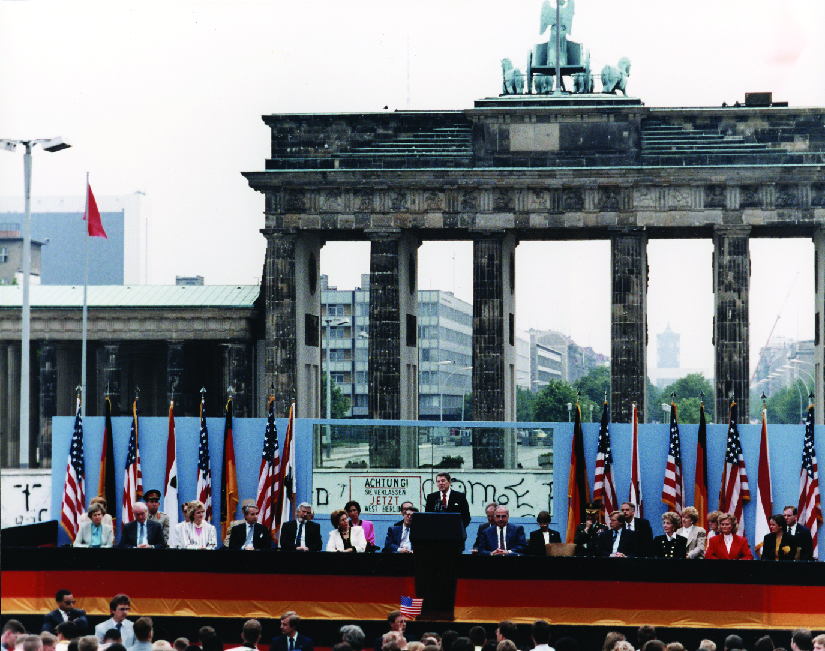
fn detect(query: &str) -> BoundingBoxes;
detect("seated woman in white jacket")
[74,503,114,548]
[326,508,367,552]
[174,499,217,549]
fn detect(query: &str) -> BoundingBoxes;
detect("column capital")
[712,225,752,237]
[364,227,402,241]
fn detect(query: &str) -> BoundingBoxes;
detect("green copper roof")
[0,285,260,308]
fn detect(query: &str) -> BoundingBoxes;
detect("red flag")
[256,396,281,536]
[719,401,750,530]
[566,402,590,542]
[754,406,773,553]
[798,403,821,559]
[221,397,239,540]
[60,397,86,541]
[694,402,709,530]
[165,401,179,543]
[662,402,685,513]
[97,396,117,531]
[84,183,107,238]
[276,400,297,536]
[629,402,643,517]
[593,400,617,519]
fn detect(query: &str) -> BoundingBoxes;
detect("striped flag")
[197,397,213,521]
[165,401,180,546]
[754,405,773,555]
[276,400,297,536]
[256,396,281,536]
[221,397,239,541]
[60,397,86,541]
[97,396,116,531]
[121,396,144,529]
[694,402,709,531]
[565,401,590,542]
[798,403,821,560]
[662,402,685,513]
[399,596,423,619]
[593,400,617,519]
[719,401,750,530]
[629,402,643,517]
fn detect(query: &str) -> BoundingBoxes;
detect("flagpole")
[81,172,89,419]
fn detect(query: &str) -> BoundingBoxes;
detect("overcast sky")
[2,0,824,377]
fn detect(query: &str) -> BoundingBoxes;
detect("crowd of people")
[2,595,823,651]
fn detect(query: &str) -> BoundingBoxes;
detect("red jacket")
[706,534,753,560]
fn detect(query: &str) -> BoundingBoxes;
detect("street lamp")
[436,360,452,421]
[1,137,71,468]
[323,317,349,424]
[442,364,471,422]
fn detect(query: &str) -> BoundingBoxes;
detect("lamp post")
[442,364,471,422]
[1,137,71,468]
[323,317,350,422]
[436,360,452,421]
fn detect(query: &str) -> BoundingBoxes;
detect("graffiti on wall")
[1,470,51,528]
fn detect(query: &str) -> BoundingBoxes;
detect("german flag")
[221,397,239,541]
[566,401,590,542]
[694,401,709,531]
[97,396,116,530]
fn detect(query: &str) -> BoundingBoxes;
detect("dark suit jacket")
[527,528,562,556]
[271,634,313,651]
[279,519,322,552]
[761,532,798,561]
[477,523,527,555]
[789,523,814,561]
[424,489,471,529]
[42,608,88,634]
[596,527,636,557]
[627,517,653,556]
[118,519,167,548]
[473,522,492,550]
[652,534,688,559]
[383,525,413,553]
[574,522,607,556]
[227,522,273,550]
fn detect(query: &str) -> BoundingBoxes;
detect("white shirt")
[534,644,555,651]
[724,533,734,552]
[788,524,797,536]
[295,519,307,547]
[399,525,412,551]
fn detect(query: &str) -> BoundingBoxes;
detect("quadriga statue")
[501,58,525,95]
[601,57,631,95]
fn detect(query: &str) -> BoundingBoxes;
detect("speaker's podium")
[409,512,465,620]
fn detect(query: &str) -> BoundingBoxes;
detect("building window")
[331,373,346,384]
[0,247,7,263]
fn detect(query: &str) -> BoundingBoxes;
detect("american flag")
[197,397,213,521]
[593,401,617,518]
[661,402,684,513]
[399,596,423,619]
[60,397,86,541]
[121,397,144,529]
[798,403,821,559]
[719,401,750,530]
[256,396,280,535]
[629,402,643,516]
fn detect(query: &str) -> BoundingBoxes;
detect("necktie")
[499,528,505,550]
[613,530,618,543]
[401,527,408,544]
[116,623,122,634]
[245,524,254,547]
[289,639,295,651]
[442,492,447,508]
[139,523,145,545]
[296,522,304,545]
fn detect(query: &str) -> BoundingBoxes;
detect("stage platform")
[2,548,823,630]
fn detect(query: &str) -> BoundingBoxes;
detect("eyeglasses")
[63,599,76,604]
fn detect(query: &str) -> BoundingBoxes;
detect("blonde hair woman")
[174,500,217,549]
[677,506,707,558]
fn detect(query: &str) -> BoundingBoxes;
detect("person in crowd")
[706,511,722,541]
[55,625,77,651]
[706,513,753,559]
[128,619,152,651]
[666,644,685,651]
[760,514,797,561]
[16,636,43,651]
[597,511,636,557]
[676,507,706,559]
[621,502,653,556]
[601,632,625,651]
[107,645,126,651]
[791,629,813,651]
[99,631,121,651]
[78,497,113,531]
[326,508,367,552]
[77,637,97,651]
[495,623,517,645]
[227,503,272,550]
[754,636,775,651]
[637,627,656,649]
[450,640,472,651]
[723,636,744,651]
[143,491,170,546]
[151,642,173,651]
[42,590,89,635]
[478,505,527,555]
[201,637,222,651]
[424,472,471,533]
[280,503,322,552]
[224,620,261,651]
[495,643,516,651]
[612,644,634,651]
[198,628,215,646]
[172,640,188,651]
[373,612,410,651]
[381,633,406,651]
[527,511,561,556]
[271,612,313,651]
[811,635,824,651]
[119,504,166,549]
[531,621,554,651]
[340,627,365,651]
[441,633,458,651]
[74,505,114,549]
[642,643,665,651]
[573,502,607,556]
[383,506,416,553]
[174,500,217,549]
[699,641,716,651]
[653,512,687,559]
[472,503,498,553]
[94,596,134,649]
[783,506,814,561]
[468,629,486,651]
[40,634,57,651]
[346,501,375,547]
[420,635,440,650]
[407,644,423,651]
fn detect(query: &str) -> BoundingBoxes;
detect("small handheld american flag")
[399,596,423,619]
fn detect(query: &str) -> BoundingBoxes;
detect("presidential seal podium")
[409,512,465,620]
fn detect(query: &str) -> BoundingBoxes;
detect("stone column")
[223,342,252,417]
[167,342,185,413]
[39,342,57,469]
[815,228,825,424]
[367,230,420,467]
[263,231,322,418]
[99,344,122,415]
[472,232,517,469]
[3,343,21,467]
[610,232,648,423]
[713,226,751,423]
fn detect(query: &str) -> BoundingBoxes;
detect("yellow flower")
[781,546,791,554]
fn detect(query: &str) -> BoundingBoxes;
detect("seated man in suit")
[784,505,814,561]
[42,590,88,635]
[573,502,607,556]
[478,505,527,555]
[280,503,322,552]
[652,511,687,559]
[392,502,414,527]
[270,612,313,651]
[228,503,272,550]
[383,507,417,553]
[596,511,636,557]
[472,503,497,554]
[118,503,166,549]
[424,472,471,536]
[527,510,561,556]
[621,502,653,557]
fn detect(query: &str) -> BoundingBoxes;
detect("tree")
[321,374,352,418]
[462,393,473,421]
[574,366,610,404]
[532,380,577,422]
[766,380,806,425]
[646,378,662,424]
[516,386,535,422]
[660,373,714,424]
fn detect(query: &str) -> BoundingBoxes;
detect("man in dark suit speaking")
[270,612,313,651]
[424,472,471,535]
